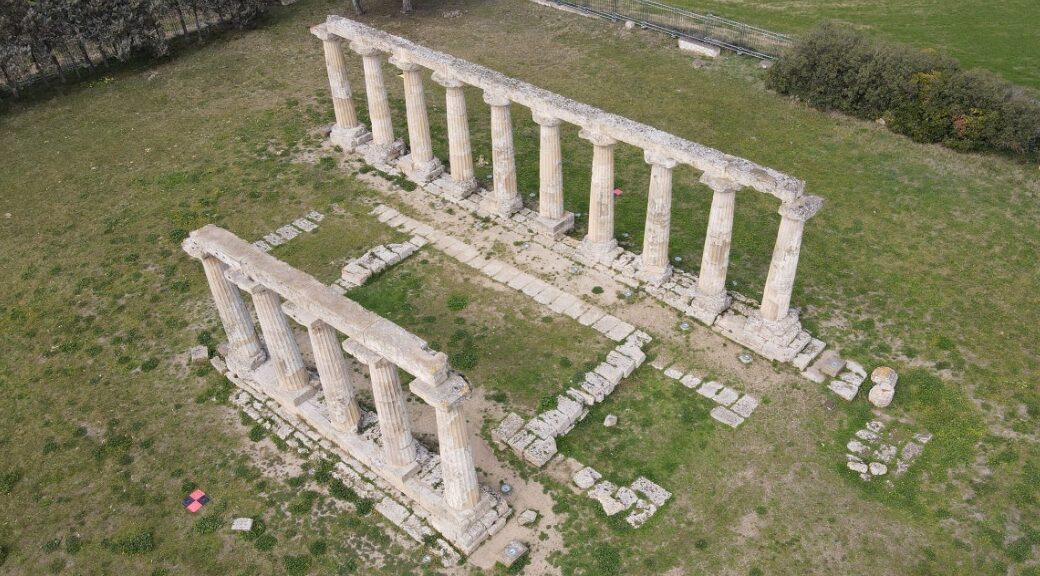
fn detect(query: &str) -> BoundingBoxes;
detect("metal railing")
[551,0,793,59]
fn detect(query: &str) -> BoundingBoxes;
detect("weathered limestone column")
[314,27,371,152]
[251,287,311,393]
[480,91,522,218]
[390,54,443,182]
[367,356,418,468]
[688,175,740,322]
[307,320,362,433]
[580,129,619,257]
[760,196,823,322]
[532,110,574,237]
[200,256,265,371]
[435,402,481,510]
[638,151,678,284]
[432,72,477,198]
[351,42,403,164]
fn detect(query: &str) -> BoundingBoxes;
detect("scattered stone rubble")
[252,210,324,252]
[844,418,931,481]
[655,361,760,428]
[335,235,427,290]
[229,387,467,567]
[571,465,671,528]
[803,350,868,401]
[491,331,651,467]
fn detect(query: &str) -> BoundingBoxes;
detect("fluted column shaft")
[761,212,807,322]
[367,358,417,467]
[308,320,362,433]
[391,57,437,177]
[252,288,309,392]
[581,129,618,254]
[200,256,264,369]
[433,73,477,194]
[639,152,677,283]
[697,178,738,299]
[353,44,395,148]
[435,403,481,510]
[480,92,522,217]
[537,114,564,219]
[322,38,359,130]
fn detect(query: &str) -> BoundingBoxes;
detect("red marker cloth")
[613,188,623,197]
[182,489,210,513]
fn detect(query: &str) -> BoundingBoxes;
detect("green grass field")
[662,0,1040,89]
[1,0,1038,573]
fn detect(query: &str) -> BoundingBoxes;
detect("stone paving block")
[591,314,620,335]
[730,395,759,418]
[508,273,536,291]
[626,499,657,528]
[594,362,625,386]
[549,292,579,314]
[713,386,740,406]
[573,466,602,489]
[709,406,744,428]
[276,225,301,241]
[507,430,536,455]
[481,259,505,276]
[577,308,605,326]
[263,233,285,246]
[521,279,548,297]
[680,373,702,389]
[293,218,318,232]
[563,300,587,319]
[606,351,637,377]
[524,436,557,467]
[616,342,647,366]
[375,497,411,527]
[663,366,685,380]
[252,240,272,252]
[631,477,672,506]
[524,416,556,440]
[605,321,635,342]
[492,413,525,444]
[828,379,860,401]
[697,381,724,399]
[306,210,325,222]
[534,286,562,305]
[493,266,519,284]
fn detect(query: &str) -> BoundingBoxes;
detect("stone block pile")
[803,350,868,401]
[655,361,759,428]
[336,235,427,290]
[252,210,325,252]
[844,419,932,481]
[491,331,651,467]
[572,465,671,528]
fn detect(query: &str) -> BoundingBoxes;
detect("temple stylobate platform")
[312,15,825,363]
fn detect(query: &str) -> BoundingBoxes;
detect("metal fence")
[551,0,793,59]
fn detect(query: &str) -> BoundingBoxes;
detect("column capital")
[643,149,677,169]
[309,24,339,43]
[579,128,616,147]
[349,41,381,57]
[482,90,511,107]
[531,109,561,127]
[700,174,741,194]
[388,53,423,72]
[778,195,824,222]
[431,71,465,88]
[225,267,263,294]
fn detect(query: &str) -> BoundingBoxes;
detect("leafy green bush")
[254,534,277,551]
[768,22,1040,160]
[192,513,223,535]
[283,554,311,576]
[0,470,21,494]
[446,293,469,311]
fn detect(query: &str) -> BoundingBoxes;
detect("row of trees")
[0,0,278,97]
[767,22,1040,161]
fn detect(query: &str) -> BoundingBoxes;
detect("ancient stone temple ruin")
[182,225,509,554]
[311,16,826,364]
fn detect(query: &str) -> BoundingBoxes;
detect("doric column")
[688,175,740,321]
[760,196,823,321]
[307,319,362,433]
[435,403,481,510]
[251,287,310,392]
[367,356,418,468]
[390,54,443,183]
[479,91,522,218]
[580,128,618,257]
[432,72,477,198]
[638,151,678,284]
[351,42,403,164]
[314,27,371,152]
[200,256,265,371]
[532,110,574,238]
